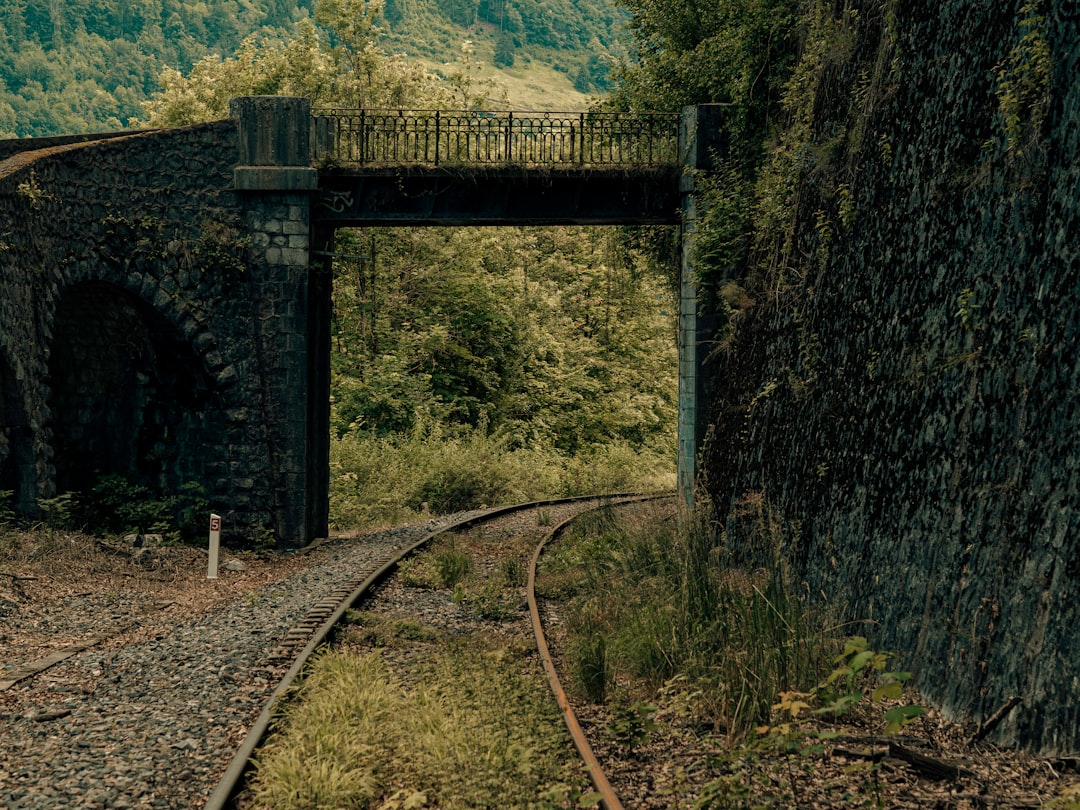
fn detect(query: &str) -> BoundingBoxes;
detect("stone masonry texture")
[0,120,316,545]
[700,1,1080,753]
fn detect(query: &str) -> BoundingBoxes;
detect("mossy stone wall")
[701,1,1079,753]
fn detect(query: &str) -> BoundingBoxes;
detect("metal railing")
[312,109,681,168]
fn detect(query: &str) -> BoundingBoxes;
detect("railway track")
[210,493,671,809]
[0,494,670,809]
[6,496,1071,809]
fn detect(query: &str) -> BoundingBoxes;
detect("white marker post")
[207,514,222,579]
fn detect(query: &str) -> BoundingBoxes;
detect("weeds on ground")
[340,611,440,647]
[248,641,596,808]
[452,581,517,621]
[398,536,475,590]
[763,635,925,740]
[684,638,927,808]
[15,475,210,543]
[328,427,675,529]
[608,701,659,754]
[537,498,833,738]
[433,538,472,587]
[400,530,523,623]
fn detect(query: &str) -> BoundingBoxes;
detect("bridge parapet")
[312,109,680,168]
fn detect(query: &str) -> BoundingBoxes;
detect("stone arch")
[64,263,240,394]
[46,280,217,502]
[0,350,35,516]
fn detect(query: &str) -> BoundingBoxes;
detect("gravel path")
[0,521,454,810]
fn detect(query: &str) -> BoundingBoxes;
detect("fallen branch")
[968,696,1022,745]
[833,744,887,762]
[888,742,975,780]
[0,572,38,581]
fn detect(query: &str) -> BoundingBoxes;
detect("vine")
[992,0,1051,158]
[100,214,170,262]
[16,171,58,210]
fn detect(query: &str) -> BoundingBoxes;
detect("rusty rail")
[204,493,671,810]
[312,108,680,167]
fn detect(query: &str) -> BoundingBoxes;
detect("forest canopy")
[0,0,625,137]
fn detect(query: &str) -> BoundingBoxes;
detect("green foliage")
[0,0,625,136]
[607,0,803,297]
[493,30,516,68]
[326,224,678,529]
[766,636,925,737]
[0,490,14,527]
[15,171,57,209]
[330,227,677,450]
[691,163,754,302]
[66,474,209,541]
[992,0,1051,157]
[573,38,615,94]
[0,0,311,136]
[538,498,833,737]
[610,0,899,303]
[413,464,500,514]
[452,580,517,620]
[749,1,865,290]
[250,644,591,807]
[36,492,77,530]
[341,610,441,645]
[571,630,608,703]
[192,217,252,278]
[433,540,473,587]
[610,0,799,139]
[607,700,658,752]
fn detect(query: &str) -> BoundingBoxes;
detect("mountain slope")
[0,0,624,137]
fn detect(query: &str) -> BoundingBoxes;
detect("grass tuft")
[247,640,590,808]
[538,498,833,738]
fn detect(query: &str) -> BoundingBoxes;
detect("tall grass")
[329,426,675,529]
[248,642,590,809]
[536,499,833,737]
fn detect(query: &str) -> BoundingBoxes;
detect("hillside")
[0,0,622,138]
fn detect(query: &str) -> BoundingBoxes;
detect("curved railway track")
[206,493,672,810]
[6,495,1070,809]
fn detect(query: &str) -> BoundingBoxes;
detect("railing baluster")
[434,111,440,166]
[310,108,680,168]
[505,112,513,163]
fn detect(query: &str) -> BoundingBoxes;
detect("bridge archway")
[47,281,215,500]
[0,352,34,516]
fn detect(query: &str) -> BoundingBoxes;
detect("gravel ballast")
[0,522,449,810]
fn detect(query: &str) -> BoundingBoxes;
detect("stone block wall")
[0,114,320,544]
[700,1,1080,753]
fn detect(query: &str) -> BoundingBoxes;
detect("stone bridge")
[0,97,722,545]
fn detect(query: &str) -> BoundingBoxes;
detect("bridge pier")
[230,97,328,544]
[677,105,727,514]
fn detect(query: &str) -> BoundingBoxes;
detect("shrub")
[69,474,209,542]
[329,426,674,529]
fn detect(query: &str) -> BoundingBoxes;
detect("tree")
[493,30,515,67]
[139,1,454,127]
